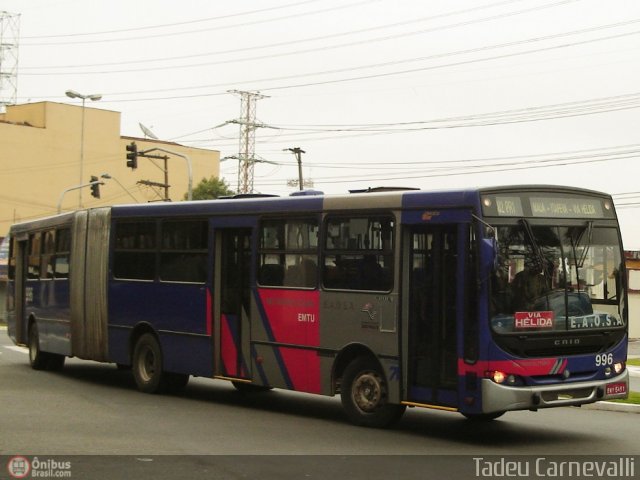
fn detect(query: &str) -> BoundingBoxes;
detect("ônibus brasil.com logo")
[7,456,72,478]
[7,457,30,479]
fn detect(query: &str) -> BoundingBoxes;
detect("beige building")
[0,102,220,236]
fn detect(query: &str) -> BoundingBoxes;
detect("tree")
[185,176,234,200]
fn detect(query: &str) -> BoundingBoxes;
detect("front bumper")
[481,369,629,413]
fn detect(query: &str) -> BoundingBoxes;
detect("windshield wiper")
[569,221,593,293]
[518,219,546,275]
[576,221,593,268]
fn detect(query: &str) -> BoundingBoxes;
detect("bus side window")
[159,220,207,284]
[27,232,41,279]
[322,215,394,292]
[113,221,157,281]
[258,218,318,289]
[41,230,55,279]
[54,228,71,279]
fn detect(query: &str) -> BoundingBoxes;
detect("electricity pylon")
[228,90,269,194]
[0,11,20,112]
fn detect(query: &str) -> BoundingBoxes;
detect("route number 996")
[595,353,613,367]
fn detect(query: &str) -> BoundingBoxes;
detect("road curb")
[580,401,640,414]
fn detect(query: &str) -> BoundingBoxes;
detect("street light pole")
[65,90,102,208]
[100,173,139,203]
[57,178,104,213]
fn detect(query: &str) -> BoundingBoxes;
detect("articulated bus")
[6,185,629,427]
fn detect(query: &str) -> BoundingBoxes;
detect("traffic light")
[90,176,100,199]
[126,142,138,169]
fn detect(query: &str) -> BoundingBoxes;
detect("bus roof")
[8,185,614,230]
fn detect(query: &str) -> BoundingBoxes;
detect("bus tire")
[341,357,405,428]
[28,323,49,371]
[132,333,167,394]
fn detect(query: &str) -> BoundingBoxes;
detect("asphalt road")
[1,328,639,479]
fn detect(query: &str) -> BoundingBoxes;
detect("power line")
[22,0,580,74]
[20,0,327,39]
[182,93,640,150]
[272,93,640,130]
[33,23,638,103]
[259,28,640,94]
[26,5,632,78]
[20,0,531,70]
[21,0,380,46]
[250,149,640,187]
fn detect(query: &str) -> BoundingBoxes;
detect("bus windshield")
[491,223,625,334]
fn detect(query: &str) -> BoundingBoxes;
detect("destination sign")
[495,196,524,217]
[529,197,603,218]
[482,193,613,219]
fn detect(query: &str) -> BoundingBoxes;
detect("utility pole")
[0,11,20,113]
[284,147,306,191]
[124,142,193,201]
[228,90,269,194]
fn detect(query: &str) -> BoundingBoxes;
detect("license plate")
[606,382,627,396]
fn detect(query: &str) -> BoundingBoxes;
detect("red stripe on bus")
[220,314,238,377]
[278,347,322,394]
[258,289,320,347]
[458,357,567,377]
[258,289,321,393]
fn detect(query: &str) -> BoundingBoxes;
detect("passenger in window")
[512,260,549,311]
[360,255,384,290]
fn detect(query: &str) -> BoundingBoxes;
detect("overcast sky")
[3,0,640,246]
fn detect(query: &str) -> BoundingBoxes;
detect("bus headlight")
[485,370,506,384]
[485,370,522,385]
[613,362,625,374]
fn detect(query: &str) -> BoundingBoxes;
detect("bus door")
[214,227,253,380]
[9,237,28,345]
[404,220,469,407]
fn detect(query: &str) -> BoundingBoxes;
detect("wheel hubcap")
[138,346,156,382]
[352,371,384,412]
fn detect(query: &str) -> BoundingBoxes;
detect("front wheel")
[340,357,405,428]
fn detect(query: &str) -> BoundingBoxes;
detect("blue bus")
[6,185,629,427]
[0,235,9,281]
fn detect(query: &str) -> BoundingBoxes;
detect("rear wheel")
[132,333,168,393]
[28,323,49,370]
[340,357,405,428]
